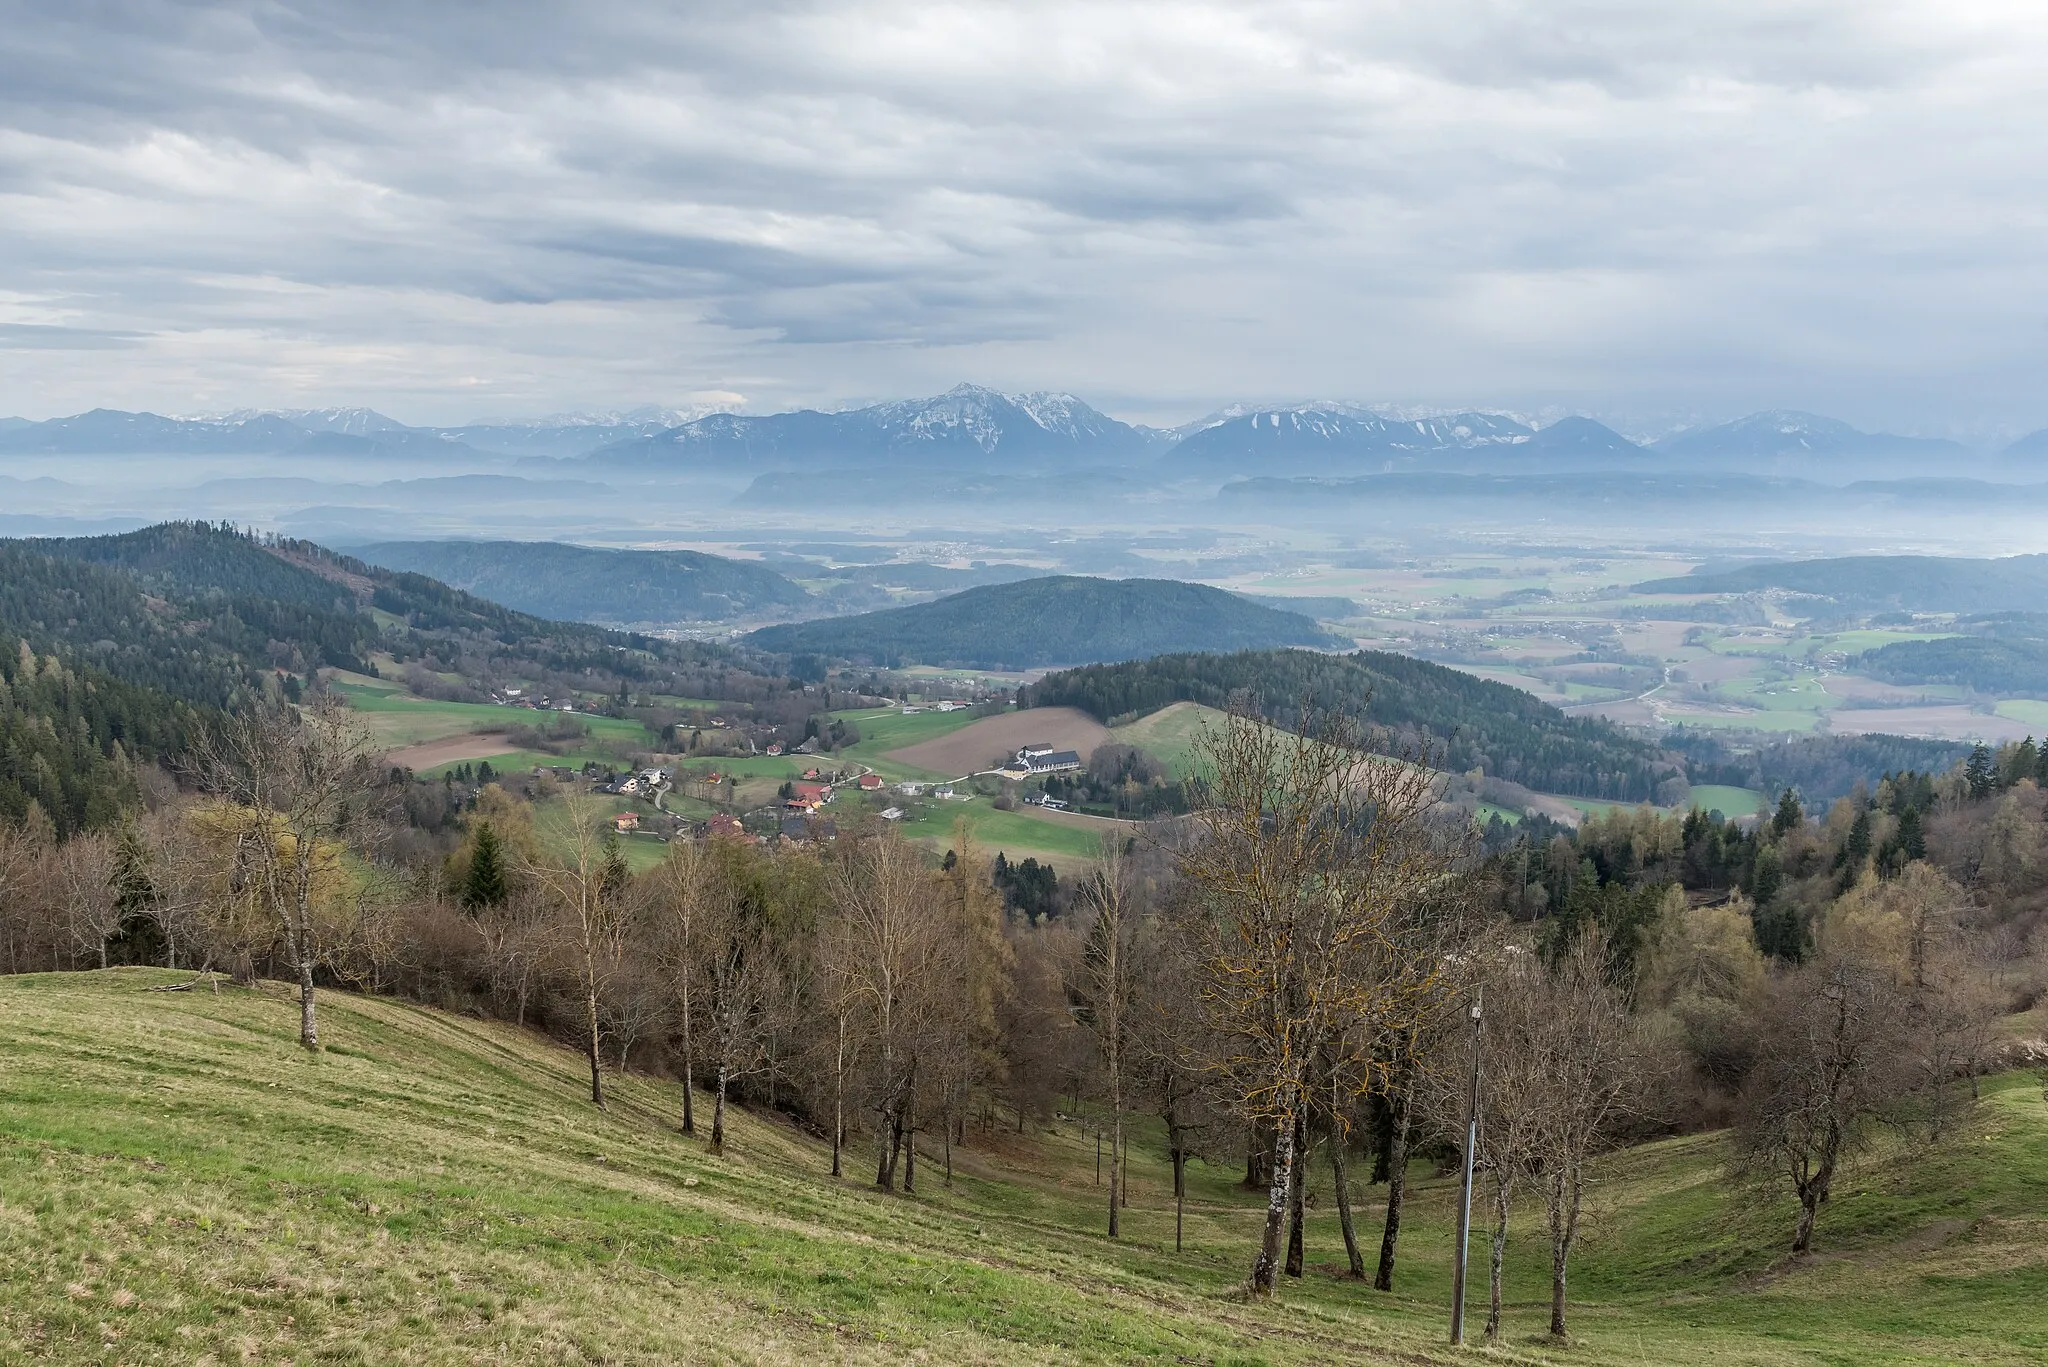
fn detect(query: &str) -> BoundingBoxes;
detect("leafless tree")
[522,792,629,1106]
[54,832,120,970]
[1733,953,1915,1254]
[1528,931,1653,1340]
[1175,702,1454,1297]
[646,840,711,1133]
[188,696,383,1050]
[1074,837,1140,1236]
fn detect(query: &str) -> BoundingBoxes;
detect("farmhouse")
[1016,747,1082,774]
[858,773,884,791]
[612,811,640,832]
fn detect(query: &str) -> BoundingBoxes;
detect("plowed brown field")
[884,706,1111,776]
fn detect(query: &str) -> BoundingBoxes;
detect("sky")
[2,1,2046,435]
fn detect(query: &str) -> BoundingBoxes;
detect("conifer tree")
[463,821,508,910]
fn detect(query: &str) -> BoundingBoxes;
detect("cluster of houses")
[490,686,584,712]
[600,766,671,797]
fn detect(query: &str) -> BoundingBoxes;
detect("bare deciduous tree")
[1176,702,1453,1297]
[1734,954,1914,1254]
[189,696,383,1050]
[1528,931,1652,1340]
[522,792,629,1106]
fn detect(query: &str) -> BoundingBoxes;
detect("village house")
[857,773,884,791]
[613,811,640,832]
[1018,747,1082,775]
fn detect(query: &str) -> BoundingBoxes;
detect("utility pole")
[1450,989,1483,1346]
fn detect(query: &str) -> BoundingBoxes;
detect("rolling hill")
[350,539,814,624]
[0,523,775,833]
[1635,554,2048,614]
[743,576,1341,669]
[1023,647,1668,800]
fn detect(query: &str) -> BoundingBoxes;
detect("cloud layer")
[1,0,2044,431]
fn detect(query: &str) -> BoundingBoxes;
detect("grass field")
[891,798,1111,866]
[832,707,995,780]
[332,680,656,772]
[4,970,2047,1365]
[1994,700,2048,732]
[1683,785,1767,820]
[1108,700,1228,778]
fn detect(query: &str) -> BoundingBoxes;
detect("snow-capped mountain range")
[0,390,2035,477]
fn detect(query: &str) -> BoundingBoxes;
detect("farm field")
[878,706,1111,779]
[7,970,2047,1366]
[330,677,660,777]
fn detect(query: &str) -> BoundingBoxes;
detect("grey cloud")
[0,323,145,350]
[0,1,2043,428]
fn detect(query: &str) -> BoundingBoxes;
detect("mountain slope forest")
[350,539,814,625]
[0,522,784,834]
[1024,647,1668,800]
[745,576,1341,669]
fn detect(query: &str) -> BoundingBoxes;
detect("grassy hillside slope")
[5,972,2048,1365]
[745,577,1339,669]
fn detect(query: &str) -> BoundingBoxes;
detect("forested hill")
[0,523,782,834]
[350,539,813,625]
[1635,554,2048,613]
[1023,648,1666,801]
[745,576,1341,669]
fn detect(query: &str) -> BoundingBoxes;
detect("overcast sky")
[2,1,2045,433]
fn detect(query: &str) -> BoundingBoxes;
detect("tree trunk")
[944,1108,953,1187]
[1486,1179,1510,1343]
[1173,1146,1186,1253]
[710,1061,728,1153]
[584,982,604,1109]
[1249,1101,1297,1297]
[297,956,319,1052]
[1332,1132,1365,1278]
[903,1092,918,1194]
[1373,1062,1414,1292]
[1285,1114,1307,1277]
[876,1107,898,1190]
[1548,1164,1582,1339]
[830,1012,845,1177]
[1794,1188,1820,1254]
[678,981,694,1132]
[1108,1113,1123,1237]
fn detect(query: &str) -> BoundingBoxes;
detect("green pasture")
[1683,785,1767,820]
[891,798,1111,865]
[1994,700,2048,731]
[5,973,2048,1365]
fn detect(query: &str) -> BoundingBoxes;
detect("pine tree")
[1771,789,1804,837]
[463,821,509,910]
[1965,745,1995,800]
